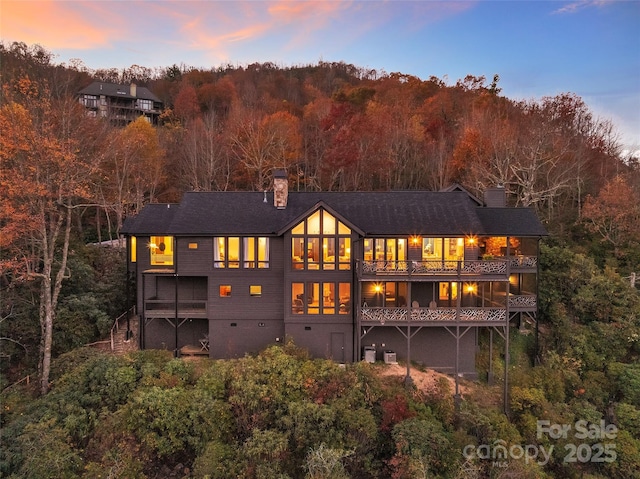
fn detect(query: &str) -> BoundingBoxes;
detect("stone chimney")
[484,185,506,207]
[273,169,288,209]
[130,83,137,97]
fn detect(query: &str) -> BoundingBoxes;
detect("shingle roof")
[476,208,548,236]
[122,190,547,238]
[78,82,162,103]
[121,203,179,235]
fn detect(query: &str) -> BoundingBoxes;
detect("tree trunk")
[39,276,54,395]
[38,206,72,395]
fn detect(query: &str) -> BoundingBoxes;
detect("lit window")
[439,282,458,301]
[445,238,464,261]
[369,238,406,262]
[130,236,137,263]
[290,282,350,315]
[244,237,255,267]
[214,237,226,268]
[290,209,351,271]
[228,237,240,268]
[250,285,262,297]
[257,237,269,268]
[188,243,198,249]
[150,236,173,265]
[244,237,270,268]
[219,285,231,297]
[323,283,335,314]
[217,237,269,268]
[422,238,442,260]
[338,283,351,314]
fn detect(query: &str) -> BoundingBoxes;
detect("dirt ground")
[376,362,470,397]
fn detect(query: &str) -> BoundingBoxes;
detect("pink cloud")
[1,0,122,49]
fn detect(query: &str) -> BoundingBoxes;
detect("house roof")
[78,82,162,103]
[121,203,179,235]
[122,190,547,238]
[476,208,548,236]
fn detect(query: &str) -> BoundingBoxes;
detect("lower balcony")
[360,306,507,326]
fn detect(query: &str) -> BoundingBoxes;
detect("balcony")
[508,294,537,311]
[509,255,538,271]
[144,299,208,319]
[358,259,511,280]
[360,306,508,326]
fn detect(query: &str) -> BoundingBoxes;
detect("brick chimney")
[273,169,288,209]
[484,185,506,207]
[130,83,137,97]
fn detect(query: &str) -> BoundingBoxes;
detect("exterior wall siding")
[207,236,285,321]
[285,322,353,363]
[144,318,207,351]
[208,319,284,359]
[360,326,478,378]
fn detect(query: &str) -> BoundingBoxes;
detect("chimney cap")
[273,168,287,179]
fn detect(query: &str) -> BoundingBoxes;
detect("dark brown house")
[121,173,547,380]
[78,82,163,125]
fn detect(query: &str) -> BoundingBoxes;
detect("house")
[78,82,163,125]
[121,171,547,380]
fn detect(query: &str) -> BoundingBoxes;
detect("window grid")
[291,282,351,315]
[291,209,351,270]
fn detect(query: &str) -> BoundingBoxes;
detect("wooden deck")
[180,345,209,357]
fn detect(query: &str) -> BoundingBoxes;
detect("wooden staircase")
[111,314,139,354]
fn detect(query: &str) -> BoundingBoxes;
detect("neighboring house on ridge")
[120,170,547,379]
[78,82,163,125]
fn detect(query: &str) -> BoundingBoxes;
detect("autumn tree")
[173,82,200,123]
[0,76,100,394]
[229,108,302,190]
[101,116,166,235]
[582,175,640,256]
[175,112,232,191]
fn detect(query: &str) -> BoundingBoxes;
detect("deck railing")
[360,306,508,324]
[359,259,512,277]
[144,299,207,318]
[508,294,537,309]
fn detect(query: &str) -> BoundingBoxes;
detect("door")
[330,332,345,363]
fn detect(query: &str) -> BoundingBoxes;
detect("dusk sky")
[2,0,639,150]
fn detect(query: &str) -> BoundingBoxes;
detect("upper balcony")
[356,256,536,281]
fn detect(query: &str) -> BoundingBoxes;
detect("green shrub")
[192,440,243,479]
[124,386,233,458]
[15,419,82,479]
[615,402,640,437]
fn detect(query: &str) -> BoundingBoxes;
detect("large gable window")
[150,236,173,265]
[291,209,351,271]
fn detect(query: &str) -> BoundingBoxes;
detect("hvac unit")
[383,351,397,364]
[363,346,376,363]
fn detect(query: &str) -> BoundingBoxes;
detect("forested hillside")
[1,41,639,478]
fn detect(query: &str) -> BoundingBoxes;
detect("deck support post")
[174,273,179,358]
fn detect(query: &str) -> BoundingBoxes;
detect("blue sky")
[2,0,639,150]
